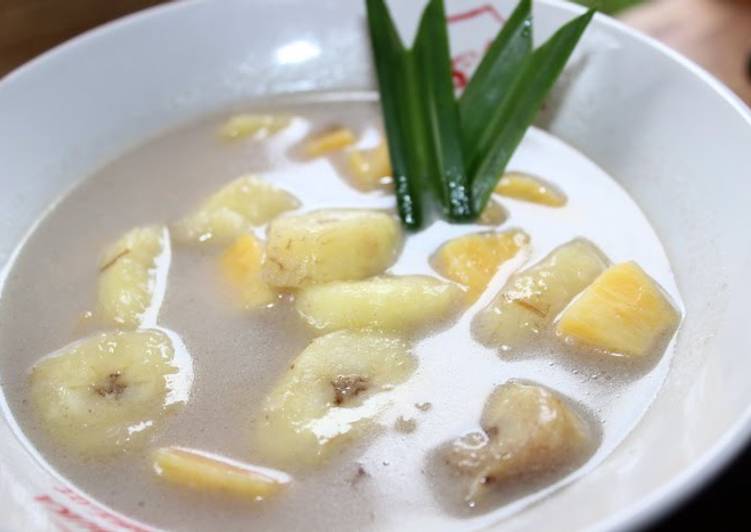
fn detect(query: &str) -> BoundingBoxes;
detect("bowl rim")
[1,1,751,530]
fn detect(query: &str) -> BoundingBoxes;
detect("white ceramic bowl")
[1,0,750,530]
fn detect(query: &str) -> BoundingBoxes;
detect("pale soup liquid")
[0,94,683,531]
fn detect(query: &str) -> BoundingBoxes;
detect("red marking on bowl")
[447,4,505,89]
[447,4,505,24]
[35,486,153,532]
[35,495,109,532]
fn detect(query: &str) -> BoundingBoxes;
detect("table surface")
[1,0,750,530]
[621,0,751,105]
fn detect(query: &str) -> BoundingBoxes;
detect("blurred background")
[1,0,750,105]
[1,0,750,529]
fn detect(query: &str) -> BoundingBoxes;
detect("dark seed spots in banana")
[94,372,127,398]
[331,374,369,405]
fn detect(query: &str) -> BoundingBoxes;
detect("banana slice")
[153,446,290,500]
[173,176,300,244]
[473,239,608,351]
[445,381,593,502]
[495,172,567,207]
[220,234,278,309]
[96,226,168,329]
[431,230,529,302]
[556,261,680,357]
[253,330,415,468]
[30,329,187,456]
[263,209,402,288]
[295,275,465,335]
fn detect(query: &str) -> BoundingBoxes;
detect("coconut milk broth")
[0,93,683,531]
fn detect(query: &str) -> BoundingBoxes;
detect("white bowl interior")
[1,0,750,530]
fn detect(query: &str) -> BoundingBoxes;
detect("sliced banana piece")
[30,330,186,456]
[153,446,290,499]
[173,176,300,244]
[220,234,278,309]
[294,275,465,335]
[263,209,402,288]
[253,330,415,468]
[473,239,608,351]
[97,225,168,329]
[556,261,680,357]
[431,230,529,302]
[495,172,567,207]
[445,381,593,502]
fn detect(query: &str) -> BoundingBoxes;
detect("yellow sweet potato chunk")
[220,234,278,309]
[477,200,508,226]
[556,261,680,357]
[495,172,567,207]
[219,114,291,140]
[304,128,356,157]
[431,230,529,302]
[346,142,393,191]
